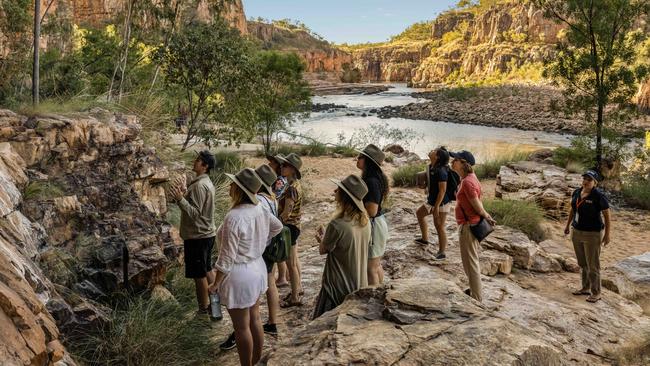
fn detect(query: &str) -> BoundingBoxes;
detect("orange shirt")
[454,173,482,225]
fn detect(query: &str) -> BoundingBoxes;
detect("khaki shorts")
[369,215,388,259]
[423,202,451,214]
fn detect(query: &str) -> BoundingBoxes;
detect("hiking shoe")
[414,238,429,245]
[219,332,236,351]
[263,323,278,336]
[464,288,471,297]
[434,252,446,260]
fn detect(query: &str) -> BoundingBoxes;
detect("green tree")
[535,0,649,166]
[252,51,311,153]
[153,19,258,151]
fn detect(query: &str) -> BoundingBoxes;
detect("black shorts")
[264,256,274,274]
[184,237,215,278]
[287,224,300,246]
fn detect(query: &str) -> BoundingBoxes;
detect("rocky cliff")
[0,109,180,364]
[350,1,563,84]
[247,21,353,75]
[639,78,650,114]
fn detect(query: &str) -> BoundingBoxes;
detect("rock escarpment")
[350,42,432,82]
[0,109,180,364]
[247,21,353,75]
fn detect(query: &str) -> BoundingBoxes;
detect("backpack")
[426,165,460,202]
[260,196,292,263]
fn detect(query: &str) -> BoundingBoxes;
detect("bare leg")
[276,262,289,285]
[416,205,430,242]
[249,302,264,364]
[266,265,279,325]
[288,245,302,302]
[434,212,448,253]
[194,278,209,310]
[206,269,216,286]
[228,307,253,366]
[368,257,383,286]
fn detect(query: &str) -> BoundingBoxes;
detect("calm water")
[289,84,573,163]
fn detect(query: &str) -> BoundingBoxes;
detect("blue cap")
[582,169,602,182]
[449,150,476,166]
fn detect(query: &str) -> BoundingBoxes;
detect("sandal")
[280,296,303,308]
[276,281,290,288]
[281,291,304,303]
[414,238,429,245]
[586,295,601,303]
[572,289,590,296]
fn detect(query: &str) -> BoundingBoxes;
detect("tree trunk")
[117,0,134,102]
[32,0,40,106]
[596,99,604,167]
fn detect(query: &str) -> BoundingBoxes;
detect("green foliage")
[208,151,248,186]
[0,0,32,104]
[535,0,650,164]
[483,199,547,241]
[153,19,259,151]
[252,51,311,154]
[70,294,216,366]
[165,205,181,229]
[340,123,423,151]
[474,150,531,179]
[621,178,650,210]
[340,63,362,83]
[40,49,85,98]
[392,163,427,187]
[552,136,596,168]
[390,21,434,43]
[24,181,64,200]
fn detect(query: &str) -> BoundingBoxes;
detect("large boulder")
[603,252,650,313]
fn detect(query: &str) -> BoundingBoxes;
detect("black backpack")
[445,167,460,201]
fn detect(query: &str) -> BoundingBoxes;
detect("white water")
[289,84,573,163]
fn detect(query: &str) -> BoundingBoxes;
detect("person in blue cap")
[564,169,612,303]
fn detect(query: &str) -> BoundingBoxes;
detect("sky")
[243,0,459,44]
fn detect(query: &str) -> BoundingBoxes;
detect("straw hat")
[330,174,368,212]
[277,153,303,179]
[254,164,277,195]
[225,168,262,204]
[357,144,385,168]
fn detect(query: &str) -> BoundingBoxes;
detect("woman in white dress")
[208,168,282,366]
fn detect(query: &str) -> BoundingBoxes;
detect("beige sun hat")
[277,153,303,179]
[330,174,369,212]
[254,164,277,195]
[357,144,386,168]
[225,168,262,205]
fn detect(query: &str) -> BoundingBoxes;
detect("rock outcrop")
[638,78,650,114]
[603,252,650,313]
[351,42,432,82]
[496,160,582,219]
[0,109,180,364]
[247,21,353,75]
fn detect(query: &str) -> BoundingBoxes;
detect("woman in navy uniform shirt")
[564,169,611,303]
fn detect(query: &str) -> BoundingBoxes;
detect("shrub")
[23,181,64,200]
[552,136,595,169]
[621,178,650,210]
[392,163,427,187]
[483,199,547,241]
[474,150,530,179]
[71,295,216,366]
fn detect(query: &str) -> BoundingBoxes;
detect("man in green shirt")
[169,150,216,313]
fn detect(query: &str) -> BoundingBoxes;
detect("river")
[289,84,573,163]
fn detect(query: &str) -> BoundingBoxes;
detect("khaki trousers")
[459,224,482,302]
[571,228,603,295]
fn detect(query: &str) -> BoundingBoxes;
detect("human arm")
[176,185,207,221]
[316,222,338,255]
[468,197,496,225]
[364,177,382,218]
[364,202,379,218]
[564,206,575,235]
[212,215,240,275]
[602,208,611,246]
[269,214,283,240]
[280,197,294,222]
[208,270,226,294]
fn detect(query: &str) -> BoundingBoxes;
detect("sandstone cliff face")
[411,3,564,86]
[638,78,650,114]
[351,42,432,82]
[0,109,180,364]
[247,21,352,74]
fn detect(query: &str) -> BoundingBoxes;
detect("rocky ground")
[209,155,650,366]
[377,85,649,137]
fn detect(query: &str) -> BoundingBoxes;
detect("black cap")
[196,150,216,170]
[582,169,602,182]
[449,150,476,166]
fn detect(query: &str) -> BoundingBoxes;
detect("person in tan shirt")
[169,150,216,313]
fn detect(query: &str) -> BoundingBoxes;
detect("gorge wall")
[351,2,563,84]
[247,21,352,75]
[0,109,180,365]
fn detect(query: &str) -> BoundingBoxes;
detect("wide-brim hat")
[449,150,476,166]
[330,174,368,213]
[265,153,284,164]
[225,168,262,204]
[277,153,303,179]
[356,144,385,169]
[254,164,277,195]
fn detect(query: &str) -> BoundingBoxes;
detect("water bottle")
[209,293,223,321]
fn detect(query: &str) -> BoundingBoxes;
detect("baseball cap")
[582,169,602,182]
[449,150,476,166]
[196,150,216,170]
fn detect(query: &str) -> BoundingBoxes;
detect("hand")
[432,206,440,219]
[168,185,183,201]
[564,226,570,236]
[484,214,496,226]
[602,233,610,247]
[208,282,219,294]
